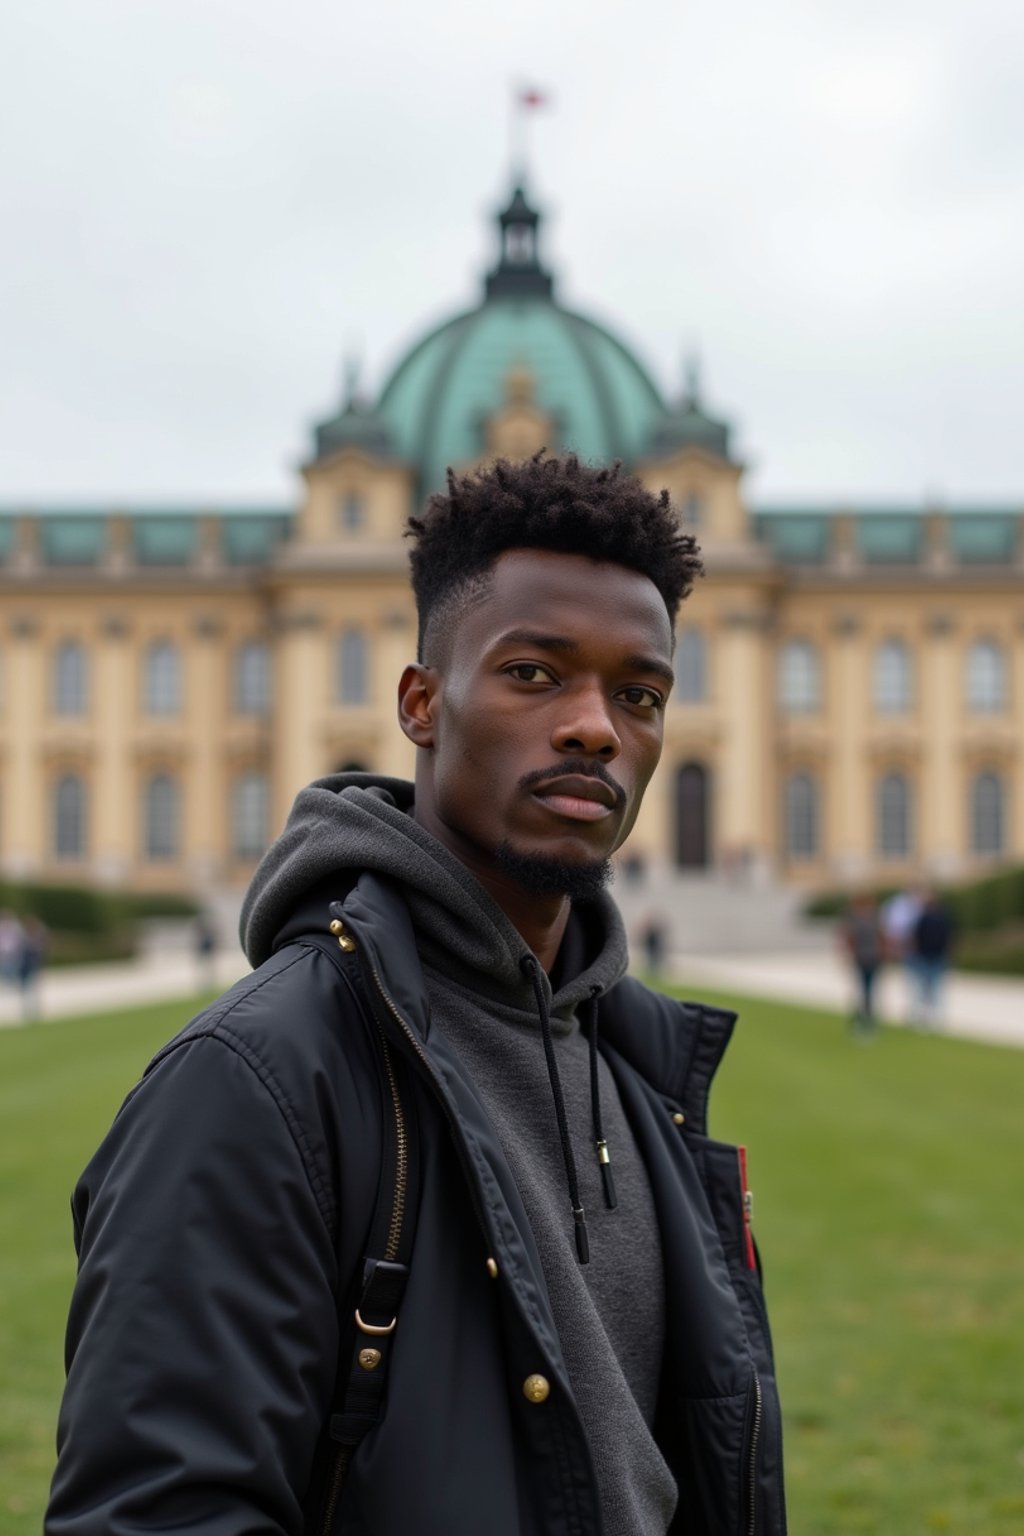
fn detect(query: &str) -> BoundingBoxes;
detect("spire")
[485,182,554,300]
[683,352,702,407]
[342,353,362,409]
[646,351,735,463]
[309,351,394,464]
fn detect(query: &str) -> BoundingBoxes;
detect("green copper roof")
[375,185,665,495]
[379,296,664,495]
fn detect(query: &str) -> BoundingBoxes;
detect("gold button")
[486,1257,499,1280]
[329,919,344,935]
[358,1348,382,1371]
[338,934,357,953]
[672,1112,685,1126]
[522,1374,550,1403]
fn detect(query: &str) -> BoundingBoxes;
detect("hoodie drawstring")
[522,955,590,1265]
[587,991,617,1212]
[520,958,620,1265]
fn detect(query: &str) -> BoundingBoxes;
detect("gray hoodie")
[241,773,677,1535]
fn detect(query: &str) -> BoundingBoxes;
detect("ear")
[398,663,438,748]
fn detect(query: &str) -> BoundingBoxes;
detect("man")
[48,454,786,1535]
[910,886,956,1029]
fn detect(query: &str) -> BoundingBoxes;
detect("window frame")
[778,638,821,715]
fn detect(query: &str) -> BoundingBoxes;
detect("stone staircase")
[612,868,834,958]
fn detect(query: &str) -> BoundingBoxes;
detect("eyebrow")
[493,628,676,689]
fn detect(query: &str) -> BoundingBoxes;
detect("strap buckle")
[354,1307,397,1337]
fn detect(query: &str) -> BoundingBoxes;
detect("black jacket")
[48,872,786,1535]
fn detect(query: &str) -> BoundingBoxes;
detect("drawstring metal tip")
[573,1206,590,1265]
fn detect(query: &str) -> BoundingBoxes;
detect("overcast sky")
[3,0,1023,505]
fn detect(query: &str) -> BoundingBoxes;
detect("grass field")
[2,985,1023,1534]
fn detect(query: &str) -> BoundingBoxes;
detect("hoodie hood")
[240,772,628,1025]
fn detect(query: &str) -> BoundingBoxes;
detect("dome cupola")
[377,182,666,495]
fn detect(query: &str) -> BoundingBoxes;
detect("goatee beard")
[494,842,613,901]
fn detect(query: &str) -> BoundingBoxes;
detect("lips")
[530,775,619,823]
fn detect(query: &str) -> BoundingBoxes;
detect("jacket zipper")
[376,1033,408,1261]
[363,954,493,1243]
[320,1446,350,1535]
[745,1370,763,1536]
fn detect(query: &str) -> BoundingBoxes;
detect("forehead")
[454,548,673,659]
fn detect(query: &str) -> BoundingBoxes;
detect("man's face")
[402,549,674,893]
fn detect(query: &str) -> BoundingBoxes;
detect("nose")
[551,681,621,761]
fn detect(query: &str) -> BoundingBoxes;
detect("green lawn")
[2,986,1023,1534]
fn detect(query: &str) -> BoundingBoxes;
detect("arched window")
[337,629,368,705]
[144,641,181,716]
[877,772,912,859]
[785,774,819,860]
[338,493,365,533]
[966,638,1006,712]
[232,772,269,859]
[234,641,270,715]
[54,774,86,859]
[778,639,821,714]
[144,774,179,860]
[874,638,912,713]
[971,772,1004,857]
[54,640,88,716]
[674,630,706,703]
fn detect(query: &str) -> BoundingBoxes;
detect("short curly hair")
[406,452,702,663]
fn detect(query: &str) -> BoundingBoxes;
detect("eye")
[505,662,555,684]
[617,685,664,710]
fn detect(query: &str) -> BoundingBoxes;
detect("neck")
[413,799,570,973]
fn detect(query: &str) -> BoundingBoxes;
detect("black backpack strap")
[298,929,422,1505]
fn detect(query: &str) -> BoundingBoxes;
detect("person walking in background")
[637,913,667,977]
[880,883,925,1016]
[193,912,218,990]
[841,891,885,1032]
[911,887,956,1030]
[0,908,25,986]
[17,914,49,1022]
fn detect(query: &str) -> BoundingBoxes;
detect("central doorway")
[675,762,710,868]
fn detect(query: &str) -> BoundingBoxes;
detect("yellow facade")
[2,439,1022,895]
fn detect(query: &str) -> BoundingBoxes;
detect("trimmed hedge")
[0,877,200,968]
[47,931,139,969]
[0,879,199,933]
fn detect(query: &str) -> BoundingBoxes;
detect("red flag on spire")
[518,88,549,109]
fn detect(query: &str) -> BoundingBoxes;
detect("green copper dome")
[377,187,665,495]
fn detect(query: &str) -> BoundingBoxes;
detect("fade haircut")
[406,451,703,664]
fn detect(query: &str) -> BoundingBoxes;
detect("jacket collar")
[277,869,736,1136]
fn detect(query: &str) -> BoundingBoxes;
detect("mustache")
[518,758,626,809]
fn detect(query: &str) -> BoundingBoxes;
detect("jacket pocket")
[669,1386,749,1536]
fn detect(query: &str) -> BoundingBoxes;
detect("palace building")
[2,184,1022,894]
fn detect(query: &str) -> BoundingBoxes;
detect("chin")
[494,841,614,901]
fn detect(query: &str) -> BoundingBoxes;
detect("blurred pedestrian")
[880,883,925,1011]
[910,887,956,1030]
[638,913,668,976]
[17,914,49,1021]
[841,891,885,1032]
[0,909,24,986]
[194,913,218,989]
